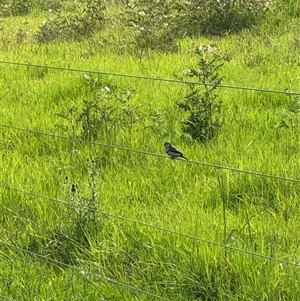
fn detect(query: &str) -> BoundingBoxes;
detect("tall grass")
[1,1,300,300]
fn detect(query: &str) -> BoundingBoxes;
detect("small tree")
[177,46,224,143]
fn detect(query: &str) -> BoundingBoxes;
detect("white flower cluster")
[198,45,217,53]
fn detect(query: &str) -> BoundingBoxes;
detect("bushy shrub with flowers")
[35,0,106,43]
[126,0,180,53]
[126,0,275,54]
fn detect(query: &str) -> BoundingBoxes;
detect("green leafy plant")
[56,75,141,143]
[67,159,100,247]
[41,160,101,265]
[275,95,300,135]
[177,45,224,143]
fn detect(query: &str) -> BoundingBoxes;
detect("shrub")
[177,0,275,36]
[35,0,106,43]
[0,0,32,17]
[56,75,141,143]
[126,0,180,54]
[126,0,275,52]
[177,46,224,143]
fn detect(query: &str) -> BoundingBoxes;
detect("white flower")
[42,20,47,26]
[279,263,283,270]
[48,9,53,13]
[101,86,111,93]
[183,69,191,75]
[207,45,217,52]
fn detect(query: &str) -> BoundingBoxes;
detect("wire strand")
[1,183,300,267]
[1,60,299,96]
[1,123,300,184]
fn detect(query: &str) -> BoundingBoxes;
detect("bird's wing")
[169,145,183,155]
[167,150,181,157]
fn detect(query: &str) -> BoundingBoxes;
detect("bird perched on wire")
[164,142,188,160]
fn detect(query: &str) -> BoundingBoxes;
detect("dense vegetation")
[1,0,300,300]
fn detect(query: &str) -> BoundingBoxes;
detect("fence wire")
[1,60,300,96]
[0,240,173,301]
[1,123,300,183]
[1,182,300,268]
[1,59,300,299]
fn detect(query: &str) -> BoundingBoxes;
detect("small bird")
[164,142,188,160]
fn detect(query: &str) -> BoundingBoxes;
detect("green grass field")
[1,1,300,300]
